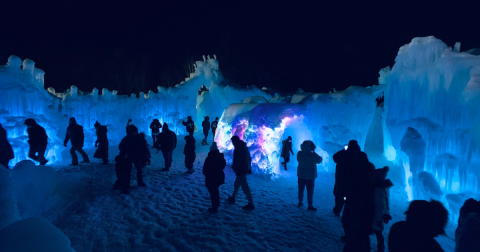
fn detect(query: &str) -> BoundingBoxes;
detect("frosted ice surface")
[0,56,270,167]
[383,36,480,220]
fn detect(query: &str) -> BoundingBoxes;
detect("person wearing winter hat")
[211,117,219,141]
[371,166,393,252]
[159,123,177,171]
[149,119,162,149]
[281,136,294,170]
[203,142,227,213]
[296,140,322,211]
[228,135,255,210]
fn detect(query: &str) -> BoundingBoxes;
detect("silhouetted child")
[281,136,294,170]
[371,166,393,252]
[184,135,196,174]
[138,133,151,166]
[94,121,109,164]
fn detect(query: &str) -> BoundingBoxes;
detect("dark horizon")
[1,1,479,95]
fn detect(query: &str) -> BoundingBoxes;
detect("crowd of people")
[1,117,479,251]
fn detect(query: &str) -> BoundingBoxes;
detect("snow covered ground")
[42,132,456,252]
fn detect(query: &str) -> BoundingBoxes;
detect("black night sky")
[1,1,479,95]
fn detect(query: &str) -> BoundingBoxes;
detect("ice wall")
[383,37,480,207]
[0,55,271,166]
[294,86,383,172]
[215,85,382,175]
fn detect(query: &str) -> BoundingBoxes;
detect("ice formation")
[382,36,480,218]
[0,55,269,167]
[215,85,384,175]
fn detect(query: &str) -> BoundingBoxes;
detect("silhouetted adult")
[93,121,109,164]
[228,136,255,210]
[371,166,393,252]
[333,140,361,216]
[24,118,48,165]
[184,135,196,174]
[201,116,210,146]
[341,151,375,252]
[115,125,146,194]
[64,117,90,166]
[149,119,162,148]
[159,123,177,171]
[203,142,226,213]
[0,123,14,169]
[281,136,294,171]
[182,116,195,136]
[455,198,480,252]
[297,140,322,211]
[211,117,219,140]
[388,200,447,252]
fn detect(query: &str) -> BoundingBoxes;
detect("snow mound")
[0,217,75,252]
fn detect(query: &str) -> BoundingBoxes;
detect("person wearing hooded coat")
[211,117,219,140]
[296,140,322,211]
[0,123,14,169]
[201,116,210,146]
[388,200,447,252]
[149,119,162,148]
[342,151,375,252]
[184,135,196,174]
[93,121,109,164]
[281,136,294,170]
[371,166,393,252]
[227,136,255,210]
[333,140,361,216]
[159,123,177,171]
[64,117,90,165]
[203,142,226,213]
[24,118,48,165]
[182,116,195,137]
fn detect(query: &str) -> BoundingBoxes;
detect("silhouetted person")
[211,117,219,140]
[0,123,14,169]
[115,125,147,194]
[138,133,151,167]
[203,142,226,213]
[228,136,255,210]
[281,136,294,170]
[182,116,195,136]
[201,116,210,145]
[64,117,90,166]
[342,151,375,252]
[159,123,177,171]
[333,140,361,216]
[184,135,196,174]
[24,118,48,165]
[296,140,322,210]
[149,119,162,149]
[93,121,109,164]
[388,200,447,252]
[371,166,393,252]
[455,198,480,252]
[126,119,134,135]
